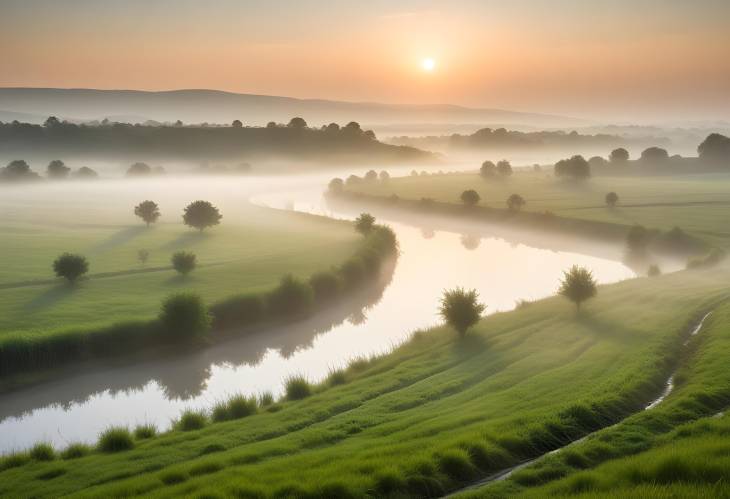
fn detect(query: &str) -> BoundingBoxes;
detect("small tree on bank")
[354,213,376,235]
[134,200,161,227]
[53,253,89,283]
[507,193,526,212]
[137,249,150,265]
[159,293,210,339]
[605,192,619,208]
[183,200,222,232]
[558,265,597,311]
[439,287,486,337]
[460,189,481,207]
[172,251,197,275]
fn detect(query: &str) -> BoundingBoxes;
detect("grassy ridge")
[1,264,728,497]
[346,172,730,249]
[463,300,730,498]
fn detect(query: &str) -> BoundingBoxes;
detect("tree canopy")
[558,265,597,311]
[134,200,161,226]
[555,155,591,179]
[439,287,486,337]
[53,253,89,283]
[460,189,481,206]
[183,200,222,231]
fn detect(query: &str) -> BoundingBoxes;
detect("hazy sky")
[1,0,729,121]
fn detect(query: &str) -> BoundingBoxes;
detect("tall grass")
[97,427,134,453]
[285,374,312,401]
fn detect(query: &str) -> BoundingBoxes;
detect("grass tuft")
[285,374,312,401]
[133,423,157,440]
[176,409,208,431]
[97,427,134,453]
[61,443,92,460]
[29,442,56,461]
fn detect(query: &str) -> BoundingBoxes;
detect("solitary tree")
[137,249,150,265]
[605,192,619,208]
[497,160,513,177]
[364,170,378,182]
[439,287,486,337]
[232,119,243,128]
[354,213,376,235]
[172,251,197,275]
[287,117,307,129]
[379,170,390,181]
[460,189,481,206]
[134,200,161,227]
[507,193,526,211]
[127,162,152,176]
[609,148,629,164]
[558,265,597,311]
[328,177,344,194]
[53,253,89,283]
[183,200,222,231]
[47,160,70,179]
[480,160,497,178]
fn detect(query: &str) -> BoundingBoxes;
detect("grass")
[284,374,313,401]
[347,171,730,249]
[97,427,135,453]
[176,410,208,431]
[460,300,730,498]
[0,183,360,336]
[1,262,729,498]
[133,424,158,440]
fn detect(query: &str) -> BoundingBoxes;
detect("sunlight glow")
[421,57,436,72]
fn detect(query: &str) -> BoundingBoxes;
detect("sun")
[421,57,436,72]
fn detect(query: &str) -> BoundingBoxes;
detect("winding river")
[0,168,649,453]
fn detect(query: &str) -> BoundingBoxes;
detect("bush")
[171,251,196,275]
[558,265,597,311]
[267,274,314,318]
[285,374,312,400]
[507,193,526,211]
[61,443,91,459]
[647,264,661,277]
[159,293,210,339]
[176,409,208,431]
[133,424,157,439]
[209,294,265,330]
[439,288,486,337]
[605,192,619,207]
[98,427,134,453]
[339,258,365,289]
[53,253,89,282]
[309,270,342,302]
[460,189,480,206]
[29,442,56,461]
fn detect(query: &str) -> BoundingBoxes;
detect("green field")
[348,172,730,249]
[0,186,360,336]
[2,261,729,497]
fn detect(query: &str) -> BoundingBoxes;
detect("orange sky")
[1,0,729,121]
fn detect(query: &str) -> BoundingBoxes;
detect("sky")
[1,0,729,122]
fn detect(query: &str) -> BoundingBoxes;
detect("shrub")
[137,248,150,265]
[480,160,496,177]
[98,427,134,453]
[285,374,312,400]
[159,293,210,339]
[507,193,526,211]
[647,264,661,277]
[439,288,486,337]
[309,270,342,302]
[267,274,314,318]
[460,189,480,206]
[176,409,208,431]
[605,192,619,207]
[61,443,91,459]
[171,251,196,275]
[354,213,376,235]
[29,442,56,461]
[183,200,222,231]
[209,294,265,330]
[339,258,365,289]
[133,424,157,439]
[558,265,597,311]
[53,253,89,282]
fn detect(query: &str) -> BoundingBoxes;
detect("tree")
[47,160,70,179]
[44,116,61,128]
[605,192,619,207]
[328,177,344,194]
[172,251,196,275]
[53,253,89,283]
[558,265,597,311]
[232,119,243,128]
[480,160,496,178]
[159,293,210,339]
[439,287,486,337]
[134,200,161,227]
[267,274,314,317]
[698,133,730,165]
[379,170,390,181]
[497,160,513,177]
[555,155,591,179]
[74,166,98,178]
[137,249,150,265]
[354,213,376,235]
[364,169,378,182]
[287,117,307,129]
[507,193,526,211]
[460,189,480,206]
[183,200,222,231]
[640,147,669,165]
[588,156,608,169]
[626,225,651,254]
[1,159,40,182]
[127,162,151,176]
[609,148,629,163]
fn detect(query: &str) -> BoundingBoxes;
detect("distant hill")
[0,88,584,128]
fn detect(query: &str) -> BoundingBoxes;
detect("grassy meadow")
[348,172,730,249]
[1,262,728,497]
[0,181,360,336]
